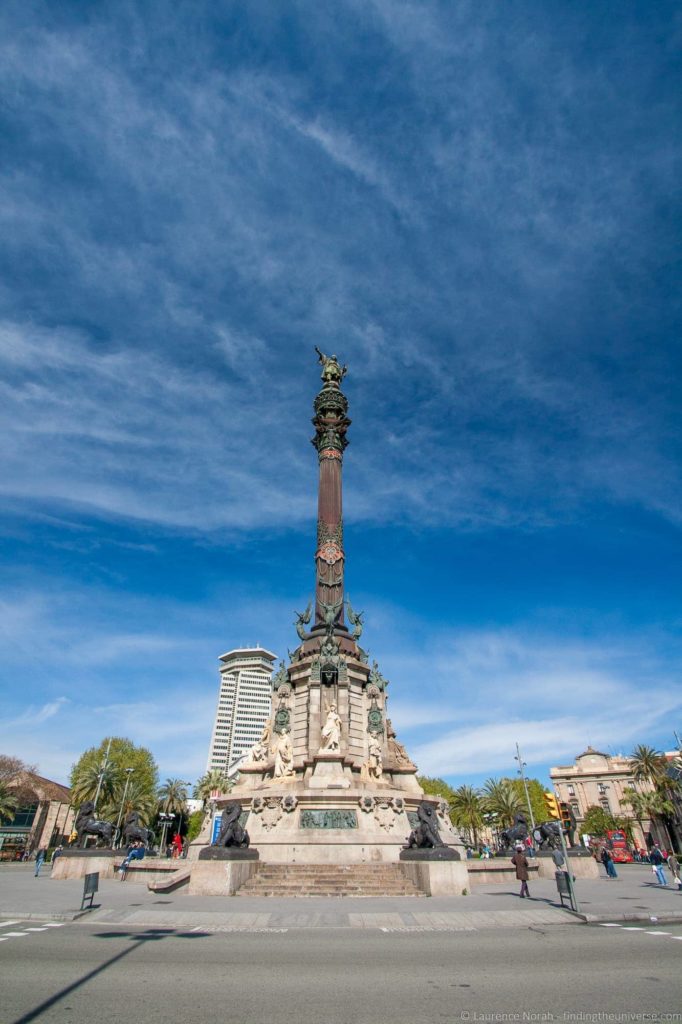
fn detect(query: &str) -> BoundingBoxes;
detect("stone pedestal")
[534,851,600,880]
[188,858,260,896]
[399,858,470,896]
[198,847,259,862]
[400,847,460,861]
[308,753,352,790]
[51,851,118,880]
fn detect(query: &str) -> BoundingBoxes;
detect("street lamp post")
[514,741,536,831]
[93,738,112,812]
[158,813,174,855]
[115,767,135,845]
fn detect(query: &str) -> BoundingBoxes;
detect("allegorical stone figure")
[367,731,383,779]
[320,702,342,751]
[244,720,272,764]
[386,718,414,768]
[274,728,294,778]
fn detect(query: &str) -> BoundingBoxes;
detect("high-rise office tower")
[206,647,276,773]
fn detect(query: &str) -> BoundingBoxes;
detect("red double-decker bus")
[605,829,633,863]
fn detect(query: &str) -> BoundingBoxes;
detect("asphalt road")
[0,918,680,1024]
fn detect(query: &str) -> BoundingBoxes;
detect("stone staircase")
[236,863,425,897]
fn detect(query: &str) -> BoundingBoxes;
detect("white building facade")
[206,647,276,773]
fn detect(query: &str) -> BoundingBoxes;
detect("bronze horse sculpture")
[122,812,155,849]
[499,813,530,851]
[73,801,118,848]
[499,813,564,852]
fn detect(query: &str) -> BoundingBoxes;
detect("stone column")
[311,353,350,630]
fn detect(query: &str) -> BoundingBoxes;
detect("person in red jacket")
[171,832,183,858]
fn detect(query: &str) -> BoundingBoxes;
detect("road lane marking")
[599,923,620,927]
[0,921,21,928]
[24,927,48,932]
[3,932,29,937]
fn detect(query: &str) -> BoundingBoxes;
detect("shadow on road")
[11,929,209,1024]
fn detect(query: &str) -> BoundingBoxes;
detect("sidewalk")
[2,862,681,930]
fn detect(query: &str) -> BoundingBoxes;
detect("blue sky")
[0,1,680,789]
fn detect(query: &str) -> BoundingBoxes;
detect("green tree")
[482,778,524,828]
[450,785,484,847]
[0,781,18,823]
[157,778,189,815]
[194,770,233,806]
[630,744,668,788]
[186,809,205,843]
[629,744,681,851]
[580,805,632,843]
[70,738,159,821]
[622,786,675,849]
[508,777,551,827]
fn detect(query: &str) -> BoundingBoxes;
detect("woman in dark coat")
[511,844,530,898]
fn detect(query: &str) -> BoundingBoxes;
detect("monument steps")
[236,863,425,897]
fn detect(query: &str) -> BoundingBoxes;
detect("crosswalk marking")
[3,932,29,938]
[597,922,681,942]
[24,927,48,932]
[0,920,21,928]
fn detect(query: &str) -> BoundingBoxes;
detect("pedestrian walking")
[600,846,618,879]
[649,845,667,885]
[34,848,46,877]
[511,843,531,898]
[666,852,681,890]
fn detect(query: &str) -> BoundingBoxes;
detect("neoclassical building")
[550,746,670,848]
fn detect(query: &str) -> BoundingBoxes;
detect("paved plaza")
[3,861,681,929]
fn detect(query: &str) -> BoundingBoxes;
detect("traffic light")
[559,801,573,830]
[543,791,560,819]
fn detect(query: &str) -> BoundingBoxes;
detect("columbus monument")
[218,349,464,875]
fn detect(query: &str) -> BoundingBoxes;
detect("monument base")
[198,847,259,861]
[59,848,117,857]
[399,859,470,896]
[534,851,599,880]
[51,852,118,880]
[400,846,460,861]
[188,859,259,896]
[307,754,352,790]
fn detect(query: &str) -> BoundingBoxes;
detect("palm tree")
[195,770,232,806]
[629,744,681,850]
[482,778,524,828]
[118,779,157,825]
[157,778,189,815]
[450,784,484,848]
[70,758,120,809]
[0,782,18,823]
[630,745,668,788]
[622,784,675,850]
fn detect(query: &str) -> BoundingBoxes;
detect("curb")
[0,910,82,922]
